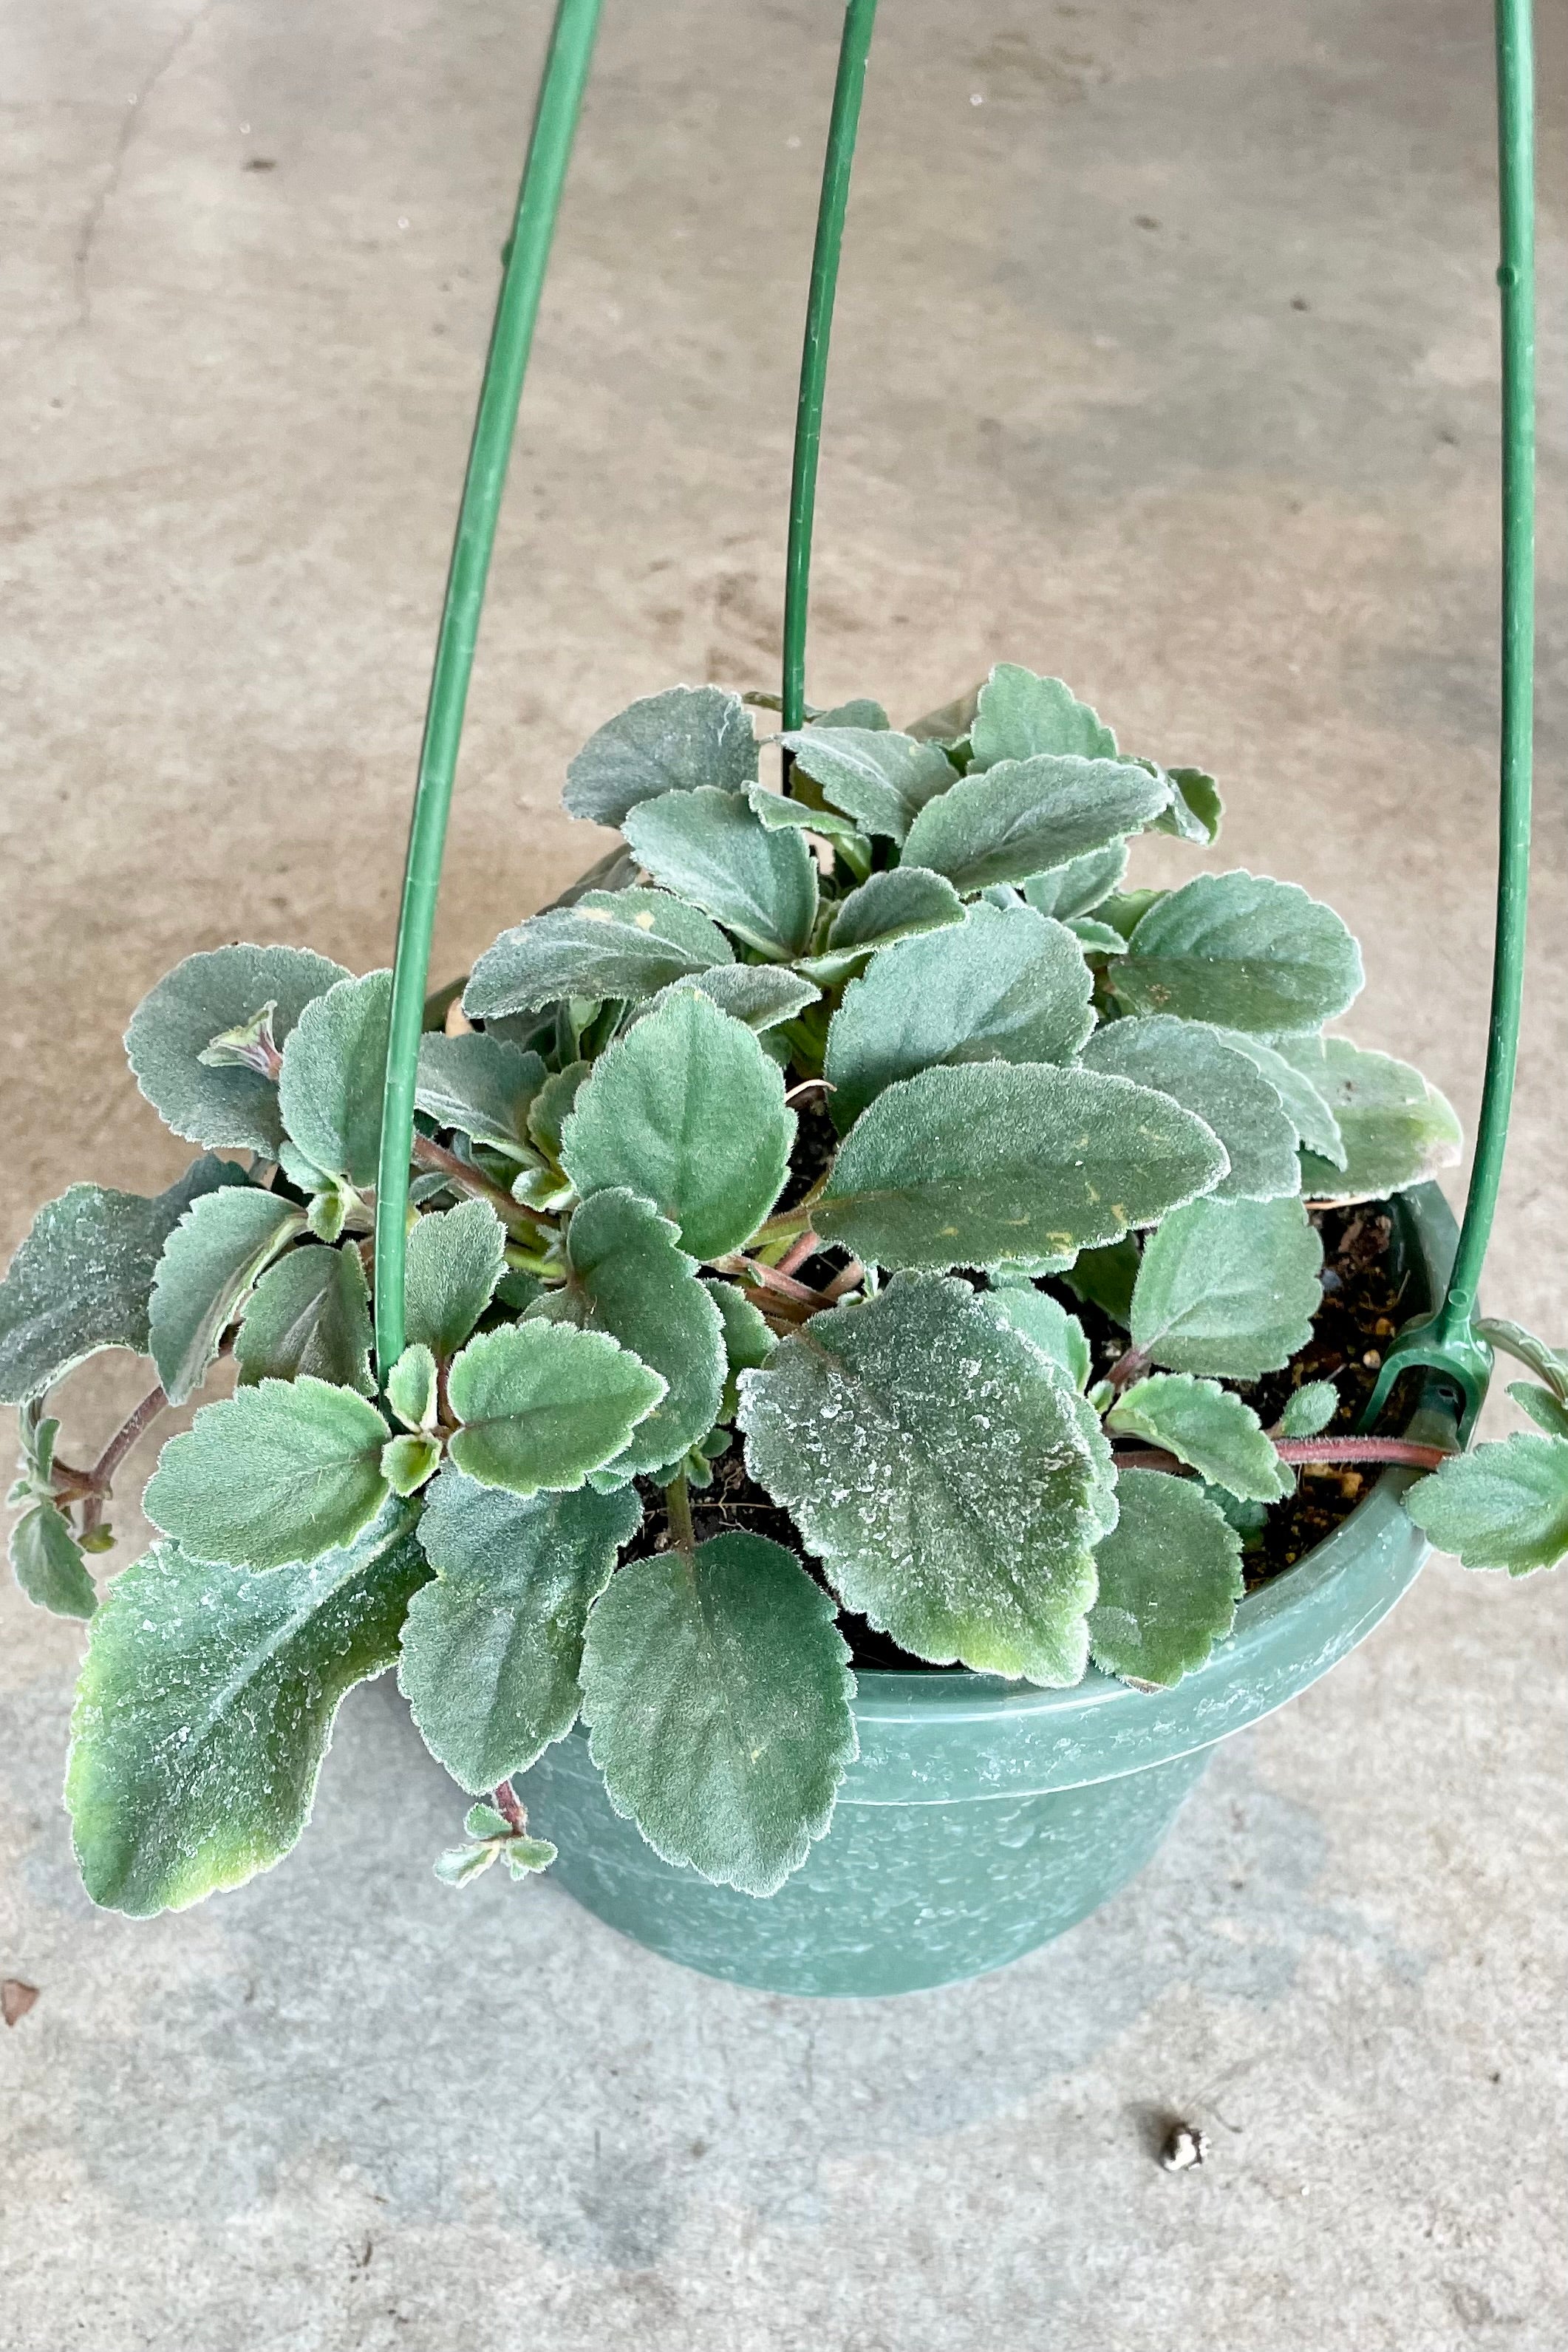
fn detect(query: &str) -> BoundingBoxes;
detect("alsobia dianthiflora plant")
[4,668,1562,1914]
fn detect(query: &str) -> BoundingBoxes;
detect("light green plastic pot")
[520,1185,1459,1999]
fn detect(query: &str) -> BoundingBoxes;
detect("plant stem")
[491,1779,528,1835]
[1105,1345,1151,1393]
[820,1258,865,1303]
[663,1471,695,1554]
[717,1254,820,1307]
[774,1230,823,1279]
[750,1204,817,1248]
[410,1134,553,1238]
[1111,1435,1453,1475]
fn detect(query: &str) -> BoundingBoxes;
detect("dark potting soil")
[632,1202,1414,1671]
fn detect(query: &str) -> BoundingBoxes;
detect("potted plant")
[5,665,1561,1994]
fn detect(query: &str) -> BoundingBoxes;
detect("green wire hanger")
[372,0,1536,1443]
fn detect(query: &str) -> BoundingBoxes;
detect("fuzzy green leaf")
[810,697,889,730]
[277,969,391,1188]
[1131,1195,1323,1380]
[1068,917,1131,955]
[446,1321,665,1497]
[126,944,351,1154]
[814,1062,1227,1270]
[0,1158,246,1405]
[901,755,1170,895]
[1082,1015,1301,1202]
[810,865,967,971]
[907,681,983,746]
[234,1244,375,1394]
[415,1033,547,1157]
[66,1503,426,1915]
[579,1531,857,1895]
[645,965,819,1034]
[825,903,1094,1131]
[381,1432,442,1496]
[463,890,733,1022]
[563,685,758,827]
[146,1377,391,1569]
[149,1187,305,1404]
[387,1343,438,1432]
[1209,1029,1346,1167]
[739,1272,1114,1682]
[528,1062,589,1162]
[1508,1383,1568,1441]
[777,727,956,842]
[1277,1036,1464,1203]
[1088,1470,1244,1687]
[746,787,870,857]
[400,1469,640,1791]
[1108,1373,1292,1501]
[10,1501,97,1619]
[1280,1378,1340,1438]
[703,1276,776,1418]
[1111,871,1364,1034]
[402,1201,508,1360]
[622,788,818,958]
[545,1188,726,1479]
[562,990,794,1261]
[968,667,1118,768]
[1405,1435,1568,1576]
[434,1841,500,1886]
[1020,841,1129,922]
[1151,766,1224,845]
[979,1284,1091,1390]
[1063,1235,1141,1328]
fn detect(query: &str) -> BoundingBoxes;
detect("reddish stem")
[775,1230,822,1279]
[1105,1345,1151,1394]
[491,1779,528,1835]
[411,1134,552,1238]
[1111,1435,1452,1475]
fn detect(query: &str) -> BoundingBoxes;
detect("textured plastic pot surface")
[522,1185,1459,1998]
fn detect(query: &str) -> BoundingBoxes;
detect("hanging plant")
[4,665,1560,1915]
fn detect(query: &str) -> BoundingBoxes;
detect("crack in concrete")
[72,0,217,330]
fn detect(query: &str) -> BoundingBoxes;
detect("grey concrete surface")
[2,2,1566,2345]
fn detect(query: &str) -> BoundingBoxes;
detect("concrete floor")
[3,1,1566,2345]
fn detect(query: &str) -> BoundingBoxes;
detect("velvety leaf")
[980,1283,1091,1389]
[0,1158,246,1405]
[622,788,818,958]
[1151,766,1224,844]
[562,990,794,1261]
[645,965,819,1034]
[1081,1015,1301,1201]
[1088,1470,1244,1687]
[1111,871,1363,1034]
[386,1343,438,1432]
[1279,1378,1339,1438]
[1405,1435,1568,1576]
[149,1187,305,1404]
[811,697,889,730]
[234,1244,375,1394]
[463,890,732,1021]
[740,1272,1111,1681]
[825,865,966,954]
[1020,841,1129,921]
[825,903,1094,1130]
[145,1376,391,1569]
[547,1188,725,1479]
[10,1501,97,1619]
[703,1276,776,1417]
[403,1201,508,1360]
[446,1322,665,1496]
[1063,1235,1141,1328]
[1131,1195,1323,1380]
[381,1432,443,1496]
[777,727,955,842]
[433,1841,500,1886]
[415,1032,547,1157]
[65,1504,426,1915]
[746,787,870,857]
[1096,888,1166,941]
[401,1469,640,1790]
[1210,1029,1346,1167]
[906,681,983,746]
[1277,1036,1464,1203]
[1108,1373,1292,1501]
[1068,918,1130,955]
[1508,1383,1568,1441]
[1476,1318,1568,1402]
[814,1062,1227,1270]
[579,1531,857,1896]
[901,754,1170,893]
[563,685,758,826]
[968,666,1119,768]
[125,944,350,1153]
[277,969,391,1188]
[527,1062,589,1162]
